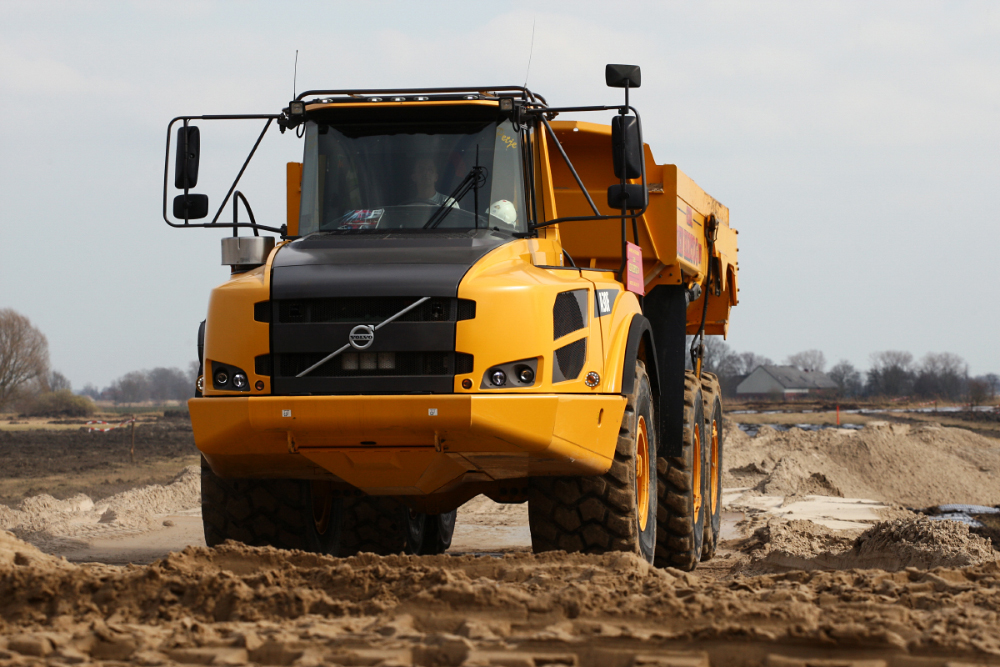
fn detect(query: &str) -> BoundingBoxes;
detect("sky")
[1,0,998,389]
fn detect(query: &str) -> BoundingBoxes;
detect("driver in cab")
[409,156,458,209]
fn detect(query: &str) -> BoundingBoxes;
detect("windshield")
[298,109,526,235]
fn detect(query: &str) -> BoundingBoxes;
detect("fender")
[618,313,673,455]
[620,314,658,398]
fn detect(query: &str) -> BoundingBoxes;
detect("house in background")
[736,365,838,400]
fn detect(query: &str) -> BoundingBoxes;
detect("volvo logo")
[348,325,375,350]
[295,296,430,378]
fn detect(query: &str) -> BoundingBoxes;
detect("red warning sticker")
[625,242,644,295]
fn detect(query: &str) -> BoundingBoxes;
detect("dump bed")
[548,121,738,336]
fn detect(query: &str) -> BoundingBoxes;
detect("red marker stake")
[836,404,840,426]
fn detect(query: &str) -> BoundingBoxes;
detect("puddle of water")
[916,503,1000,529]
[737,423,863,437]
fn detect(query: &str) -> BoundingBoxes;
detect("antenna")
[293,50,299,99]
[523,18,536,88]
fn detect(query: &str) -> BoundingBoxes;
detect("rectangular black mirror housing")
[607,184,648,210]
[612,115,642,180]
[606,64,641,88]
[173,193,209,220]
[174,125,201,189]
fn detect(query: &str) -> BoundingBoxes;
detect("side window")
[488,120,525,231]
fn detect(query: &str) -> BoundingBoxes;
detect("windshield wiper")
[423,162,488,230]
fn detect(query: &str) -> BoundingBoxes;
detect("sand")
[2,531,1000,664]
[2,420,1000,664]
[724,420,1000,506]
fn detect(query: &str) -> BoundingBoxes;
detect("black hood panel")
[267,229,508,395]
[271,229,509,299]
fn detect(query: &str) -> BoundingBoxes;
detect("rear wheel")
[200,457,342,554]
[700,373,724,561]
[420,510,458,555]
[339,497,427,556]
[527,360,657,562]
[654,370,708,571]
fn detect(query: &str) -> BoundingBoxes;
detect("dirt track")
[2,417,1000,665]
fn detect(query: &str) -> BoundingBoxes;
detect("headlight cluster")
[481,358,538,389]
[211,361,250,392]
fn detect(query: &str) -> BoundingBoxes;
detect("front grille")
[275,351,470,378]
[276,297,476,324]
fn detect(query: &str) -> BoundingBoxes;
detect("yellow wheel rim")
[636,415,649,531]
[709,418,720,515]
[692,420,703,518]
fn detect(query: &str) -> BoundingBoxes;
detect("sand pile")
[3,532,1000,661]
[0,466,199,543]
[738,515,998,575]
[725,421,1000,506]
[850,516,998,569]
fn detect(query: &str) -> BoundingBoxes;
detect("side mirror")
[607,184,648,211]
[173,193,209,220]
[605,64,641,89]
[611,115,642,180]
[174,125,201,189]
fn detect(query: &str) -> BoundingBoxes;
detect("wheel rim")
[692,420,703,519]
[635,415,650,531]
[311,481,336,536]
[709,417,720,515]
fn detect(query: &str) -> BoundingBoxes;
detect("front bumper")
[189,393,626,496]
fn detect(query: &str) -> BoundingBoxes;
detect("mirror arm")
[210,118,273,225]
[530,104,648,231]
[538,115,600,216]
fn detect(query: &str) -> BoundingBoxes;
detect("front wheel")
[527,359,658,562]
[200,458,342,554]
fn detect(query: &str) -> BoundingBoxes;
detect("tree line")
[79,363,199,404]
[0,309,197,413]
[698,338,999,403]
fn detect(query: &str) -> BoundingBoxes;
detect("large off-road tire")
[420,510,457,555]
[200,457,342,554]
[527,360,658,562]
[654,370,708,571]
[700,372,724,561]
[339,497,428,556]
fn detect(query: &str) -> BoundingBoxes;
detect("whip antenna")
[293,50,299,99]
[523,18,536,88]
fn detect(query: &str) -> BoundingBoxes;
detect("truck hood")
[270,229,512,299]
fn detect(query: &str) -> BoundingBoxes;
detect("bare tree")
[913,352,967,401]
[0,309,50,410]
[983,373,1000,398]
[786,349,826,373]
[866,350,914,397]
[828,360,863,398]
[734,351,774,376]
[44,370,71,392]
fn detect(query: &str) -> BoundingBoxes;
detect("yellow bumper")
[189,394,626,495]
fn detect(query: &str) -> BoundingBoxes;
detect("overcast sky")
[1,0,998,389]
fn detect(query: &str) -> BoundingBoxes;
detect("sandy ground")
[2,416,1000,664]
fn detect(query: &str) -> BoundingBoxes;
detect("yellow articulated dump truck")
[164,64,738,570]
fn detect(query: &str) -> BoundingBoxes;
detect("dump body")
[186,97,737,514]
[550,121,738,336]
